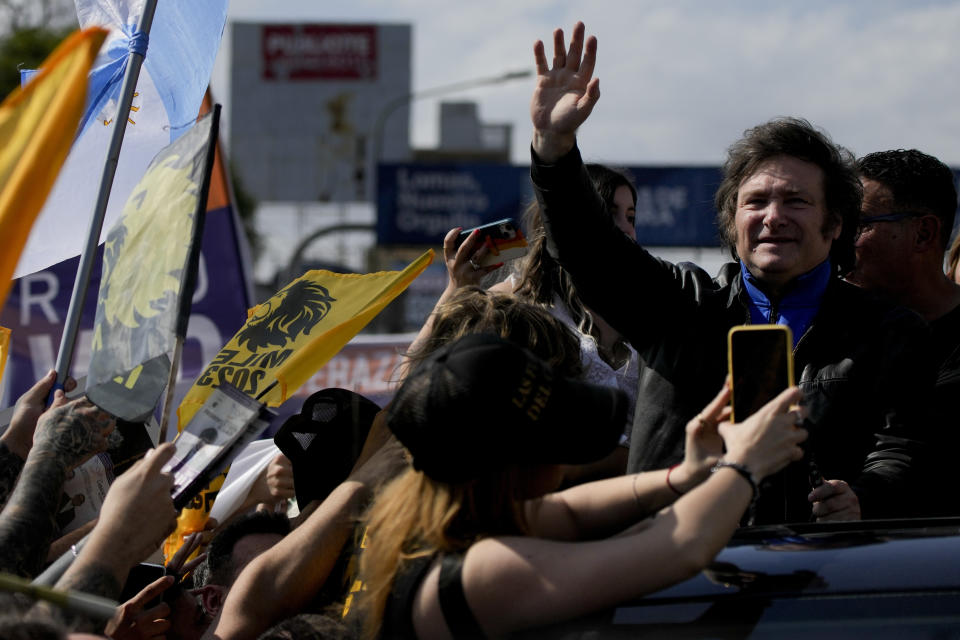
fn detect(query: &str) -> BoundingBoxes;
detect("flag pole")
[157,336,183,442]
[52,0,160,394]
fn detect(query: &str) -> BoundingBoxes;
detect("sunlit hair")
[403,286,583,379]
[513,163,636,336]
[362,289,586,638]
[358,462,553,639]
[713,117,862,276]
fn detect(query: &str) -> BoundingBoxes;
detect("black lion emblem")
[236,280,336,351]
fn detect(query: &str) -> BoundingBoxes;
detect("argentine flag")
[14,0,228,278]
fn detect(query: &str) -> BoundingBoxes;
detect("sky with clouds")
[214,0,960,167]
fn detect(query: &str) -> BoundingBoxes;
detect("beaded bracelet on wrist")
[710,460,759,503]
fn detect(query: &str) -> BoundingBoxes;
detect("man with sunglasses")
[847,149,960,515]
[848,150,960,322]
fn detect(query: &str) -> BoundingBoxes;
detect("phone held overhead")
[454,218,528,268]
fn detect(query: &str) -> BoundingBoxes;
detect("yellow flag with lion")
[164,250,433,557]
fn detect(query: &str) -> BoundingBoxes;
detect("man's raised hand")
[531,21,600,162]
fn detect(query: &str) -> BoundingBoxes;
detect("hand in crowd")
[32,396,115,472]
[107,529,213,640]
[530,21,600,161]
[0,370,77,460]
[106,574,175,640]
[718,387,808,481]
[249,453,295,511]
[809,479,861,522]
[670,384,731,493]
[441,226,502,291]
[167,529,210,575]
[88,443,178,570]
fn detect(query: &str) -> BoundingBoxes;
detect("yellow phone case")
[727,324,795,423]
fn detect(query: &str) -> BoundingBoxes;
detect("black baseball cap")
[274,388,381,508]
[387,333,627,483]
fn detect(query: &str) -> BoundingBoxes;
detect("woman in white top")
[408,164,640,481]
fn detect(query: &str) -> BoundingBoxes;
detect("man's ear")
[915,215,941,252]
[195,584,227,617]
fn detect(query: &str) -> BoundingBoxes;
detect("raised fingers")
[167,530,203,573]
[579,34,598,83]
[764,386,804,417]
[701,384,732,422]
[552,28,566,68]
[566,22,584,71]
[442,227,462,261]
[533,40,548,75]
[180,551,208,576]
[454,228,481,260]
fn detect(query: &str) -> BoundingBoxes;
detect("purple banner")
[0,205,252,409]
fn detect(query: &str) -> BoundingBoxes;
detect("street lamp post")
[369,69,532,202]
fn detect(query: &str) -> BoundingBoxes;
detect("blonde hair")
[357,465,539,639]
[358,288,586,637]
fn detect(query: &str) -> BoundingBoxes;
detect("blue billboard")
[377,162,723,247]
[377,163,532,245]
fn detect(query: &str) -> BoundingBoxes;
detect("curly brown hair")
[713,117,862,276]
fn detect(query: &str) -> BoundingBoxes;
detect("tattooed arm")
[47,444,177,632]
[0,371,77,508]
[0,397,115,577]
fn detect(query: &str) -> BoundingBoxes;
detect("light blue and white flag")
[14,0,228,278]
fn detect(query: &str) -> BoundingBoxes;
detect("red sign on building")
[262,25,377,80]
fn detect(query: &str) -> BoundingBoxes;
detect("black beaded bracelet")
[711,460,759,503]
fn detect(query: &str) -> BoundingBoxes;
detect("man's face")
[734,155,839,291]
[846,178,913,295]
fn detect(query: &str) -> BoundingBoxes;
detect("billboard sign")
[377,163,531,245]
[376,162,724,247]
[262,25,377,81]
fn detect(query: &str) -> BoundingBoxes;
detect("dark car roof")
[518,518,960,639]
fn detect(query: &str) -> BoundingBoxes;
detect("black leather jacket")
[532,145,935,523]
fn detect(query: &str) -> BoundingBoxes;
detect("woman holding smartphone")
[406,165,641,481]
[355,322,808,639]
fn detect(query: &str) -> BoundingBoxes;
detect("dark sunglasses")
[856,211,923,237]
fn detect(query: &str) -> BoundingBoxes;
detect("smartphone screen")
[728,325,794,423]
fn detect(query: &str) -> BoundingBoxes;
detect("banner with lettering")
[376,162,726,247]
